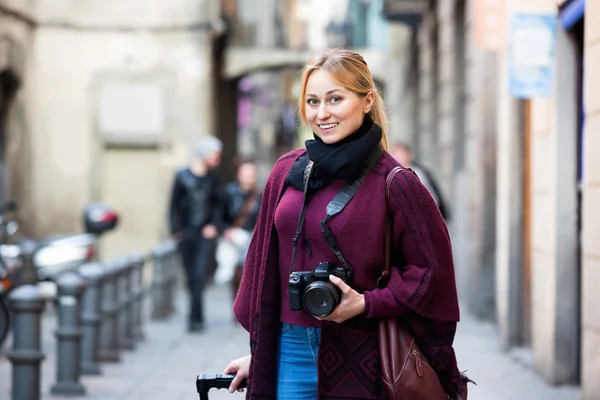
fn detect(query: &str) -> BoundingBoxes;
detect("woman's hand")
[222,354,251,393]
[317,275,365,323]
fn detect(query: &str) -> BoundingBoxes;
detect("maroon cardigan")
[234,149,467,399]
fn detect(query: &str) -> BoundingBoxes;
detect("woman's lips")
[318,123,339,132]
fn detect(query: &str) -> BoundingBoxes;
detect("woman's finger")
[222,366,234,374]
[229,372,246,393]
[329,274,352,294]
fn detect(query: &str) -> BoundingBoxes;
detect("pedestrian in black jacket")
[390,142,451,221]
[168,136,223,332]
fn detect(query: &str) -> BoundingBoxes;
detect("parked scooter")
[0,202,118,347]
[35,202,119,282]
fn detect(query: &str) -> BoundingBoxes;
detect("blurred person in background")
[389,142,450,221]
[168,136,223,333]
[214,158,262,309]
[223,49,468,399]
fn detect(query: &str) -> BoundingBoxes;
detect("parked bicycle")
[0,201,22,347]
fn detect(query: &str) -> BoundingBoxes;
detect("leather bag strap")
[232,189,259,229]
[379,166,405,289]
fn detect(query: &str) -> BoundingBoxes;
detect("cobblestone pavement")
[0,284,582,400]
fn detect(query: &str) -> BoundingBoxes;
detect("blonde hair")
[297,48,389,150]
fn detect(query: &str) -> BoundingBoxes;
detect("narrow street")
[0,283,582,400]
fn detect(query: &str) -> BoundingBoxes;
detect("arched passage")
[0,35,29,231]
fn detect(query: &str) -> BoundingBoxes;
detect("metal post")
[124,255,138,347]
[18,239,39,285]
[97,261,120,363]
[115,258,134,350]
[51,272,86,395]
[163,244,173,316]
[78,262,104,375]
[151,244,168,320]
[128,252,145,341]
[7,285,46,400]
[165,241,178,316]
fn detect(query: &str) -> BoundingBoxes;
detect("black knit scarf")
[287,116,382,191]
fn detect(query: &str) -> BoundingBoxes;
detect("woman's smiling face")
[304,69,374,144]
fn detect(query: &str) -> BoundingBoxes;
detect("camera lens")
[302,281,340,318]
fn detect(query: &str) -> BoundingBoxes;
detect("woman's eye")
[307,99,319,106]
[330,96,341,103]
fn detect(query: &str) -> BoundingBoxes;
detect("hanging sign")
[475,0,506,51]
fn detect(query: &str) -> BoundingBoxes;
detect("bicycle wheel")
[0,296,9,347]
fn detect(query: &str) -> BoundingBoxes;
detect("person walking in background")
[168,136,223,333]
[389,141,451,221]
[214,158,262,307]
[223,49,468,399]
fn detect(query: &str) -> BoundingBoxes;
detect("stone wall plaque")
[97,81,165,147]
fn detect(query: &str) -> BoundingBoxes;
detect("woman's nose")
[317,103,330,119]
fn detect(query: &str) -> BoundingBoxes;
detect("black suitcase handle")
[196,374,247,400]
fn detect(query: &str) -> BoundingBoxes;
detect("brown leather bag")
[378,166,449,400]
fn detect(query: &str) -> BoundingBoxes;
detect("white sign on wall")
[98,81,165,142]
[508,13,558,98]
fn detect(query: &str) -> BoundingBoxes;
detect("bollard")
[19,239,39,285]
[115,258,135,350]
[97,261,121,363]
[128,252,145,341]
[125,256,137,349]
[7,285,46,400]
[78,262,104,375]
[164,242,176,316]
[166,241,180,315]
[150,244,169,320]
[51,272,86,396]
[123,255,138,346]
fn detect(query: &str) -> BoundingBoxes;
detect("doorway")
[0,70,19,205]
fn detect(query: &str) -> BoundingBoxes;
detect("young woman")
[223,49,468,399]
[215,159,261,305]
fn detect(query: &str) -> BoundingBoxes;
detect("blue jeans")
[277,323,321,399]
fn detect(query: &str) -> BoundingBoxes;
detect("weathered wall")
[0,3,36,236]
[581,0,600,397]
[17,0,216,260]
[35,0,213,27]
[416,0,498,319]
[30,26,214,258]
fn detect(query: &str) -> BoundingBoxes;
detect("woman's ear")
[363,91,375,113]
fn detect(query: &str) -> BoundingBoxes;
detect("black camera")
[288,262,352,318]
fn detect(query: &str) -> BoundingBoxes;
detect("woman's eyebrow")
[305,89,343,97]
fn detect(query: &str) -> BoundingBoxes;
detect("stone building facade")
[387,0,599,397]
[581,0,600,396]
[0,0,221,259]
[0,1,36,237]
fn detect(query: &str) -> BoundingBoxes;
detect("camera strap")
[289,160,314,275]
[289,146,383,276]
